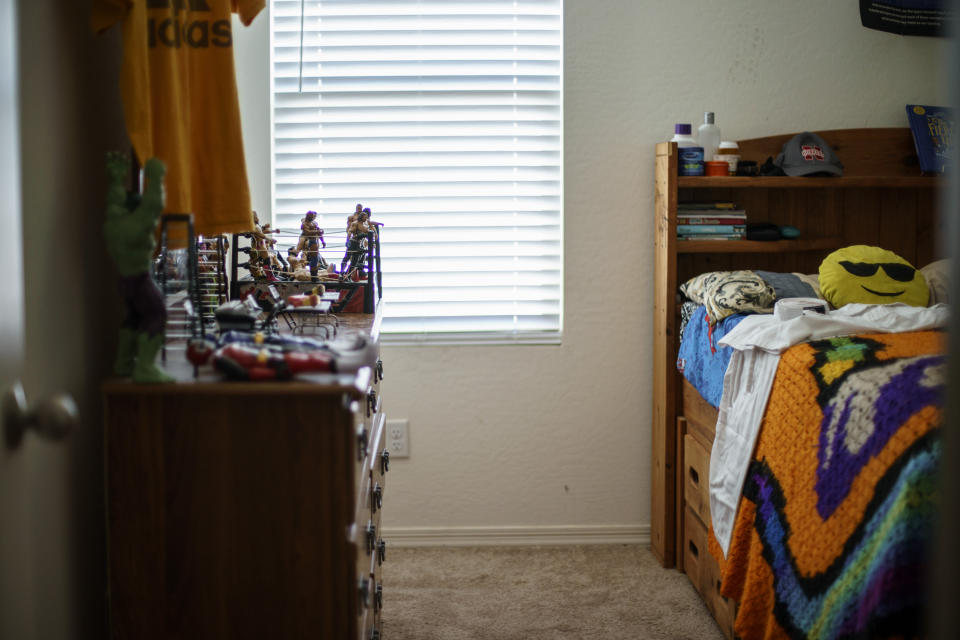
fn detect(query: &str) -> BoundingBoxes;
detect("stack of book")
[677,202,746,241]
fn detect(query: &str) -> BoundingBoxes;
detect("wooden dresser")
[103,311,388,640]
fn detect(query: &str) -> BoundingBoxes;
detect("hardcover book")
[677,202,739,210]
[906,104,954,174]
[677,224,746,235]
[677,234,746,241]
[676,217,748,225]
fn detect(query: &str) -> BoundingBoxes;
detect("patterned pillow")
[680,270,775,324]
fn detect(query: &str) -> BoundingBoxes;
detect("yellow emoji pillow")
[819,245,928,308]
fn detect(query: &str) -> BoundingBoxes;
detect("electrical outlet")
[386,419,409,458]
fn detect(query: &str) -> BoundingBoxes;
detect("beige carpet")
[384,545,725,640]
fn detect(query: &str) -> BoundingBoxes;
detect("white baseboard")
[381,524,650,547]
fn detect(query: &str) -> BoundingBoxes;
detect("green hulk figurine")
[104,151,174,383]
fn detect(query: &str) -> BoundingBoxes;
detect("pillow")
[680,270,775,324]
[819,245,928,308]
[755,270,818,300]
[793,273,823,299]
[921,259,949,305]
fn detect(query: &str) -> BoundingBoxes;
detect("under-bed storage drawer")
[684,507,736,640]
[683,433,711,525]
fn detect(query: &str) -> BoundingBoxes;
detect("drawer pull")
[689,467,699,485]
[374,582,383,612]
[377,539,386,565]
[380,450,390,474]
[372,484,383,512]
[688,540,699,558]
[376,359,384,381]
[366,523,377,554]
[359,577,371,609]
[367,389,377,417]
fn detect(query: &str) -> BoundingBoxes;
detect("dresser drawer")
[369,412,387,488]
[358,602,373,640]
[355,456,372,529]
[683,433,711,526]
[371,540,384,638]
[353,401,369,481]
[366,507,382,576]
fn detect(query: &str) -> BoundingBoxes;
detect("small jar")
[714,141,740,176]
[705,161,729,177]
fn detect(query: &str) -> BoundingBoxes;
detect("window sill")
[381,331,562,347]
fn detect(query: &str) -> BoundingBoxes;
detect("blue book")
[906,104,954,174]
[678,234,745,241]
[677,224,746,235]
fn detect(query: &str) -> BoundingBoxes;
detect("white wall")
[235,1,948,544]
[234,13,271,220]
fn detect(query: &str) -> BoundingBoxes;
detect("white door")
[0,0,33,636]
[1,1,126,637]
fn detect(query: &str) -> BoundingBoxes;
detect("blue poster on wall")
[860,0,952,36]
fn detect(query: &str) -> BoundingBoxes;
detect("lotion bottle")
[671,124,703,176]
[697,112,721,167]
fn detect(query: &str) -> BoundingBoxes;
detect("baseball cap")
[773,132,843,177]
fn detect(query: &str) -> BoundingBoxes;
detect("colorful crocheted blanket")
[712,330,945,640]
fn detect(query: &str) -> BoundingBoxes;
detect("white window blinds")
[270,0,563,341]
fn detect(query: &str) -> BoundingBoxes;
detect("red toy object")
[213,343,335,381]
[186,337,216,372]
[286,287,323,308]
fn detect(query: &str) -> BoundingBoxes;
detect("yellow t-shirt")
[92,0,264,237]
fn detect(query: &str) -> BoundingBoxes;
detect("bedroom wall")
[234,1,949,544]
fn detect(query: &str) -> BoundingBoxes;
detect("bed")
[650,128,947,639]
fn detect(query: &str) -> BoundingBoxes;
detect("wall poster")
[859,0,952,36]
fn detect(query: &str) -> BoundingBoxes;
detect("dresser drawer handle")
[380,450,390,474]
[376,358,384,382]
[367,389,377,417]
[366,523,377,554]
[372,484,383,512]
[374,582,383,612]
[377,538,386,565]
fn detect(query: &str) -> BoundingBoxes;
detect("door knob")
[3,381,78,448]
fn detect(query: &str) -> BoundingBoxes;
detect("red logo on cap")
[801,145,825,162]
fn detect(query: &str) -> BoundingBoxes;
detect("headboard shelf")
[677,236,843,254]
[678,176,943,189]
